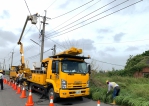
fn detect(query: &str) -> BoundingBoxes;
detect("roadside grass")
[89,72,149,106]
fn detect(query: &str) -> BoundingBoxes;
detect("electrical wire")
[24,0,42,39]
[46,0,58,10]
[46,0,102,35]
[45,0,126,37]
[48,38,66,50]
[23,0,32,15]
[12,0,104,61]
[51,0,94,20]
[92,59,124,67]
[45,0,143,39]
[4,25,33,60]
[27,48,52,59]
[11,0,143,65]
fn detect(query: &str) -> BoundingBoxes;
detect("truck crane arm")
[17,13,38,69]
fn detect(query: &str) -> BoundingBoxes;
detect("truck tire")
[30,83,35,93]
[48,88,58,103]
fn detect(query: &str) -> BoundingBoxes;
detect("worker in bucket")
[106,80,120,105]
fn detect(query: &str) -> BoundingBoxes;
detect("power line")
[46,0,102,36]
[92,59,124,67]
[18,37,149,59]
[12,0,143,64]
[93,39,149,45]
[22,25,33,39]
[23,0,32,15]
[11,0,102,60]
[12,0,118,60]
[46,0,58,10]
[45,0,126,37]
[45,0,143,39]
[27,48,53,59]
[51,0,94,20]
[47,38,66,50]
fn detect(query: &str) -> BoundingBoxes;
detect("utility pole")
[51,45,56,56]
[3,59,5,70]
[9,64,10,70]
[11,50,14,67]
[54,45,56,55]
[40,10,49,62]
[0,62,1,69]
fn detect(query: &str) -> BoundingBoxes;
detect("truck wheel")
[49,88,58,103]
[30,83,35,93]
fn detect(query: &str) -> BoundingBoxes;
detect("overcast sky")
[0,0,148,71]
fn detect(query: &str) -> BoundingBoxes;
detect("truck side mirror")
[88,65,91,74]
[52,62,56,73]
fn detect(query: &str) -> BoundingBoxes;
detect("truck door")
[52,61,60,89]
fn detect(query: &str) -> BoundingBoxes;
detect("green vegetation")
[5,71,9,75]
[89,50,149,106]
[89,72,149,106]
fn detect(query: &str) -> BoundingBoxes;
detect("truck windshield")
[62,60,88,74]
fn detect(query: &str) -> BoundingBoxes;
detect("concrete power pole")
[11,50,14,67]
[0,62,1,69]
[52,45,56,56]
[54,45,56,55]
[3,59,5,70]
[40,10,48,62]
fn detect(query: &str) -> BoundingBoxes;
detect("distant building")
[134,67,149,78]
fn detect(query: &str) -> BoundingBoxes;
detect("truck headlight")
[87,80,89,87]
[61,79,67,89]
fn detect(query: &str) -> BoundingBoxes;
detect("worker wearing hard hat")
[0,70,4,90]
[18,72,24,85]
[106,80,120,105]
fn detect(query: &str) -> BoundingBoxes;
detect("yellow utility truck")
[9,66,19,80]
[27,47,91,102]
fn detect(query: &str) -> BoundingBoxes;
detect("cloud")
[104,47,116,52]
[97,50,112,58]
[59,0,71,9]
[113,32,125,42]
[96,28,112,39]
[0,10,10,19]
[0,29,17,47]
[125,46,139,51]
[97,28,112,33]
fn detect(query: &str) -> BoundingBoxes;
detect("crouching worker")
[106,80,120,105]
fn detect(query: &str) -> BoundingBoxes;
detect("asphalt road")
[0,75,115,106]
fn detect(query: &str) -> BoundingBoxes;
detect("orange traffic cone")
[8,80,11,86]
[20,86,27,98]
[97,100,100,106]
[11,81,14,88]
[5,79,7,84]
[13,82,17,90]
[49,95,54,106]
[7,80,9,85]
[25,89,34,106]
[3,78,6,83]
[16,84,21,94]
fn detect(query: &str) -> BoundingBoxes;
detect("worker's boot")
[110,100,116,105]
